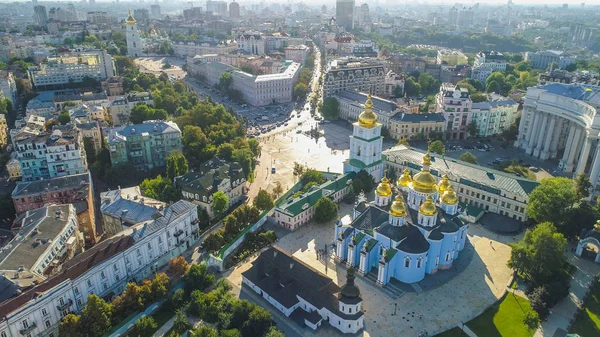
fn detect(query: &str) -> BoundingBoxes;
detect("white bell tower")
[126,9,143,57]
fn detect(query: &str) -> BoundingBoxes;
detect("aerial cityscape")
[1,1,600,337]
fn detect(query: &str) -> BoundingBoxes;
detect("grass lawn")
[466,293,535,337]
[570,280,600,336]
[434,327,466,337]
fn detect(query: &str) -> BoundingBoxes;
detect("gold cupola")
[375,174,393,197]
[397,168,412,188]
[410,151,438,194]
[390,194,407,217]
[419,196,438,216]
[441,185,458,205]
[357,94,378,128]
[126,9,137,24]
[438,174,451,194]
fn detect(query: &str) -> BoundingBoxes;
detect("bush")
[529,286,550,320]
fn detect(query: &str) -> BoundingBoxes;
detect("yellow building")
[389,112,446,140]
[0,114,7,148]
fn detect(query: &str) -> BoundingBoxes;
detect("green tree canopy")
[140,175,180,202]
[467,120,478,137]
[253,189,274,211]
[404,76,421,96]
[219,72,232,90]
[352,169,374,194]
[301,169,325,185]
[321,97,339,120]
[58,112,71,125]
[293,83,308,99]
[184,264,215,294]
[130,316,157,337]
[459,151,478,164]
[212,191,229,218]
[59,314,81,337]
[166,150,189,180]
[429,140,445,155]
[527,177,577,225]
[314,197,337,223]
[80,294,113,337]
[574,173,592,199]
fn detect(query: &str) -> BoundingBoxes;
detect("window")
[87,279,92,287]
[42,308,48,316]
[417,258,422,268]
[113,264,118,271]
[45,320,51,328]
[1,331,7,337]
[22,320,28,328]
[101,271,106,279]
[404,258,410,268]
[59,298,65,306]
[74,287,79,295]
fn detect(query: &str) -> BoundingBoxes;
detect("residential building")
[436,83,472,140]
[151,4,161,19]
[274,172,354,230]
[0,71,17,103]
[183,7,203,21]
[126,10,143,57]
[11,173,97,244]
[486,19,511,37]
[106,96,130,126]
[27,49,116,88]
[0,200,198,337]
[470,99,519,137]
[127,92,154,110]
[436,49,468,66]
[101,76,124,96]
[33,5,48,25]
[15,125,88,182]
[238,32,265,55]
[384,71,404,98]
[0,114,7,149]
[525,50,576,70]
[10,115,46,148]
[285,45,310,65]
[537,69,600,86]
[334,91,401,128]
[133,9,149,22]
[6,154,21,179]
[107,120,182,171]
[336,0,355,31]
[206,0,228,16]
[352,40,378,57]
[471,51,507,83]
[229,1,240,18]
[243,247,365,334]
[323,57,386,98]
[172,41,237,57]
[176,157,247,219]
[355,3,370,26]
[386,54,427,75]
[100,186,165,237]
[75,121,102,152]
[0,204,81,280]
[389,113,446,141]
[384,145,537,221]
[53,91,109,111]
[86,11,110,25]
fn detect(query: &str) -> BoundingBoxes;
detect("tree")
[140,175,180,202]
[129,316,157,337]
[529,286,550,320]
[44,118,59,131]
[212,191,229,218]
[467,120,478,138]
[352,169,374,194]
[523,311,541,333]
[301,169,325,185]
[293,162,305,178]
[321,97,339,120]
[394,84,403,98]
[150,272,170,300]
[59,314,81,337]
[221,329,242,337]
[169,256,190,277]
[527,177,577,225]
[184,264,215,294]
[191,327,218,337]
[254,189,274,211]
[80,294,113,337]
[83,137,97,165]
[460,152,478,164]
[224,214,239,234]
[574,173,592,199]
[293,83,308,99]
[58,111,71,125]
[404,76,421,96]
[314,197,337,223]
[219,72,232,90]
[429,140,445,155]
[241,306,273,337]
[203,232,224,252]
[418,72,440,94]
[264,327,286,337]
[173,309,192,334]
[166,150,189,180]
[272,181,284,198]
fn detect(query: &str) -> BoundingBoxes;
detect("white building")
[0,70,17,102]
[471,51,507,84]
[27,49,115,88]
[100,186,165,237]
[471,99,520,137]
[516,84,600,192]
[0,200,198,337]
[285,45,310,65]
[384,70,404,98]
[238,32,265,55]
[242,247,364,334]
[525,50,576,70]
[125,10,143,57]
[172,41,238,58]
[436,83,472,140]
[334,91,401,128]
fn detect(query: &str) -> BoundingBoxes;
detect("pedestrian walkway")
[363,271,405,300]
[152,316,175,337]
[533,254,600,336]
[461,325,479,337]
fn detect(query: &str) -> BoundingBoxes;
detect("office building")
[33,5,48,25]
[436,83,472,140]
[229,0,240,18]
[151,4,161,18]
[323,57,386,98]
[87,11,110,25]
[336,0,355,31]
[107,120,182,171]
[183,7,203,20]
[525,50,576,70]
[206,0,228,16]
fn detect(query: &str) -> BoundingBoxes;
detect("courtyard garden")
[570,275,600,336]
[466,293,536,337]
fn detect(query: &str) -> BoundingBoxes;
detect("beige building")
[389,112,446,141]
[285,44,310,65]
[323,57,386,97]
[0,113,7,148]
[436,49,468,66]
[6,154,20,179]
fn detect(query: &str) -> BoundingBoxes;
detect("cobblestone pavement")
[225,203,517,337]
[134,56,187,78]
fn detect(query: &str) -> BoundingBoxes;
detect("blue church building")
[334,151,469,286]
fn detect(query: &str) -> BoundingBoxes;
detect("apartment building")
[53,91,109,111]
[436,49,468,66]
[101,76,124,96]
[285,44,310,65]
[100,186,165,237]
[176,157,247,219]
[323,57,386,97]
[172,41,238,57]
[15,125,88,182]
[0,114,7,149]
[470,99,520,137]
[11,172,97,245]
[471,51,507,83]
[389,113,446,141]
[107,120,182,171]
[436,83,472,140]
[27,49,116,89]
[0,200,198,337]
[525,50,576,70]
[334,91,401,128]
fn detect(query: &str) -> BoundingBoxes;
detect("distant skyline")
[3,0,600,4]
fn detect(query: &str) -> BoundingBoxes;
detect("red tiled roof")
[0,235,135,319]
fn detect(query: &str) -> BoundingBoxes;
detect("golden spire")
[358,94,378,128]
[422,149,432,168]
[126,9,137,24]
[419,196,438,216]
[438,174,450,194]
[397,167,412,188]
[441,185,458,205]
[390,194,407,217]
[375,170,392,197]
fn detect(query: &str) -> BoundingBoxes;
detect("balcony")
[19,322,36,335]
[57,299,73,311]
[173,229,184,238]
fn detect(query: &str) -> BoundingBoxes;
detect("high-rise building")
[33,5,48,25]
[126,10,143,57]
[183,7,203,20]
[355,3,370,26]
[151,4,161,18]
[229,0,240,18]
[336,0,355,31]
[133,8,150,22]
[206,0,228,16]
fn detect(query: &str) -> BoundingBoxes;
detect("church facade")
[343,94,384,181]
[336,97,469,285]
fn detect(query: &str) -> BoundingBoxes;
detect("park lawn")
[466,293,534,337]
[433,327,465,337]
[570,280,600,336]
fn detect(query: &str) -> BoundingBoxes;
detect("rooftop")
[100,186,165,226]
[12,172,91,198]
[109,120,181,141]
[393,112,445,123]
[335,91,398,113]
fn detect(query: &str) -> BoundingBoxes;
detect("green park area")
[570,279,600,336]
[466,293,535,337]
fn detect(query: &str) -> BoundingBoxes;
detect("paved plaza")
[225,202,517,337]
[134,56,187,78]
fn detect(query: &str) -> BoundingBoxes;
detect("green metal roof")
[384,248,397,262]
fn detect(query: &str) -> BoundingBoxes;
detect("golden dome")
[441,185,458,205]
[390,195,407,217]
[375,175,392,197]
[358,94,378,128]
[397,168,412,188]
[410,151,437,194]
[419,196,438,216]
[126,9,137,24]
[438,174,450,194]
[422,150,432,167]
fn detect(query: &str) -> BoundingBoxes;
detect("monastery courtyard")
[225,202,518,337]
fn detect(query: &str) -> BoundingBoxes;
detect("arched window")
[417,257,422,268]
[404,257,410,268]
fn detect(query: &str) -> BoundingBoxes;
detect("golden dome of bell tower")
[358,94,378,128]
[126,9,137,24]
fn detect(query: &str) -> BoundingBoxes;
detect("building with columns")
[516,83,600,190]
[334,151,468,286]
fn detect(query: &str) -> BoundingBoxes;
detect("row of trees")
[404,73,441,97]
[203,204,262,252]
